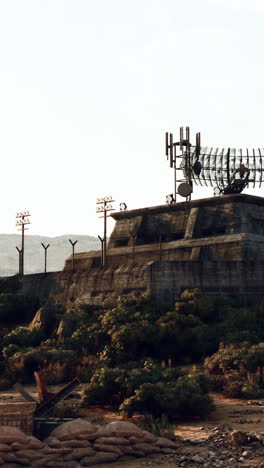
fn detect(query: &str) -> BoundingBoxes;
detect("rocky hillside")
[0,234,99,276]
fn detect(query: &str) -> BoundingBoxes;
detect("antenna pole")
[41,243,50,274]
[226,148,230,185]
[69,239,78,272]
[174,144,177,202]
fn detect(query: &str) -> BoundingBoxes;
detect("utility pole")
[96,196,115,267]
[41,243,50,273]
[16,211,31,275]
[69,239,78,272]
[98,235,104,267]
[16,246,22,275]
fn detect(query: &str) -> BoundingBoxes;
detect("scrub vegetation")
[1,282,264,419]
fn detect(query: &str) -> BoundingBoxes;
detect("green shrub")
[69,323,108,355]
[3,327,45,348]
[82,367,124,406]
[156,311,208,361]
[222,374,244,398]
[2,344,21,359]
[241,383,264,399]
[204,343,264,376]
[175,289,213,322]
[120,376,214,420]
[8,347,77,383]
[81,361,184,408]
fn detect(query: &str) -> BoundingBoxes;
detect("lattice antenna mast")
[96,197,115,267]
[165,127,201,202]
[16,211,31,275]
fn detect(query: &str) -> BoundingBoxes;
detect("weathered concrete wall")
[149,260,264,305]
[19,265,151,308]
[18,259,264,308]
[17,194,264,307]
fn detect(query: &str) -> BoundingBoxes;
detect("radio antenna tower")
[165,127,201,202]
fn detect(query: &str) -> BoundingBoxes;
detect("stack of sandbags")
[46,419,178,466]
[0,425,75,467]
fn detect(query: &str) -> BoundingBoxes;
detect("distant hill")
[0,234,100,276]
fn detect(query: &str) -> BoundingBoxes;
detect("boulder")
[56,318,75,341]
[228,430,248,446]
[28,305,56,332]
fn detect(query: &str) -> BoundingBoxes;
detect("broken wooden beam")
[34,377,81,417]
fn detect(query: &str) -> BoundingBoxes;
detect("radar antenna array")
[165,127,264,199]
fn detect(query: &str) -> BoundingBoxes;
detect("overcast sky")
[1,0,264,238]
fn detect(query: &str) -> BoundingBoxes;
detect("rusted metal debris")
[34,371,55,404]
[14,371,81,418]
[34,377,80,417]
[13,383,38,404]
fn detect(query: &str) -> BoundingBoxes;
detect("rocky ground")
[2,387,264,467]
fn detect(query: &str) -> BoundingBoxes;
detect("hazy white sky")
[1,0,264,237]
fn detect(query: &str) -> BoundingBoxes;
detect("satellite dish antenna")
[120,202,127,211]
[213,187,221,196]
[192,160,202,176]
[166,194,174,204]
[178,182,192,198]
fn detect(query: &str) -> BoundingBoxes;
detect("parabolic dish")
[178,182,192,198]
